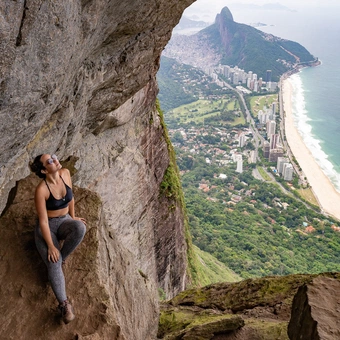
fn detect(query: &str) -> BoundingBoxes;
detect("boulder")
[0,174,158,339]
[288,276,340,340]
[159,274,340,340]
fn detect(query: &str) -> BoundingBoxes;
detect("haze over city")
[183,0,340,23]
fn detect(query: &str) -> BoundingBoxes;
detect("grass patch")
[297,187,319,206]
[250,94,278,117]
[169,99,245,126]
[193,245,242,286]
[257,166,272,181]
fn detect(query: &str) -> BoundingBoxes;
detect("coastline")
[282,77,340,221]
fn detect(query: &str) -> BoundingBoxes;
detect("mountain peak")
[216,6,234,23]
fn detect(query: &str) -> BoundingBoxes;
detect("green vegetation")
[249,94,278,117]
[162,105,340,280]
[193,245,242,285]
[157,100,197,287]
[170,273,336,310]
[157,56,232,112]
[157,100,237,288]
[257,166,272,181]
[157,57,196,112]
[167,99,245,127]
[158,309,243,339]
[181,159,340,279]
[158,107,183,204]
[297,187,319,206]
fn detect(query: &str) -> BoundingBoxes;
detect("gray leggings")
[35,214,86,303]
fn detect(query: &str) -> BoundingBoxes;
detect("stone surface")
[288,276,340,340]
[158,305,244,340]
[0,175,159,339]
[0,0,194,339]
[159,273,340,340]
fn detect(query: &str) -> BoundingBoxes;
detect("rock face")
[0,175,151,339]
[288,276,340,340]
[159,273,340,340]
[0,0,194,339]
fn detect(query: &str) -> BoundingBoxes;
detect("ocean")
[231,5,340,192]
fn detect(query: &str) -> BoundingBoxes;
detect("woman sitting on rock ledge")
[30,153,86,324]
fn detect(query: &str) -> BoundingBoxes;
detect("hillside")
[163,6,317,81]
[157,57,197,111]
[192,245,242,286]
[157,56,231,112]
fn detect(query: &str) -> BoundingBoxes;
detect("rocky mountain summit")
[163,7,317,81]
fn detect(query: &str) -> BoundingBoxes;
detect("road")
[220,79,263,161]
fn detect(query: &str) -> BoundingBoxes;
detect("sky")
[183,0,340,23]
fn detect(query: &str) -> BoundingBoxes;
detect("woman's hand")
[74,216,87,225]
[47,245,60,263]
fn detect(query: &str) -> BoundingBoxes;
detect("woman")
[30,153,86,324]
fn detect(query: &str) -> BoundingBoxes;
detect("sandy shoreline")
[282,77,340,221]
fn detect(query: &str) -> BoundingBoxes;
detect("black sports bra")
[45,176,73,211]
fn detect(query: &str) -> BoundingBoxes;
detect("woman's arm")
[69,197,75,219]
[61,168,75,218]
[61,168,86,225]
[35,185,60,262]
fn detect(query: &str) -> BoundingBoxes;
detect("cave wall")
[0,0,195,338]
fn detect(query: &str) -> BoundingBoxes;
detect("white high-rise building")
[208,67,215,76]
[233,72,239,85]
[277,157,289,174]
[266,120,276,136]
[249,150,257,164]
[258,110,263,123]
[223,66,230,78]
[270,133,280,150]
[239,133,246,148]
[283,163,294,181]
[258,77,263,88]
[272,103,277,116]
[236,155,243,173]
[258,110,269,124]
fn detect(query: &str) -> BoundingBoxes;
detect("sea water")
[230,5,340,192]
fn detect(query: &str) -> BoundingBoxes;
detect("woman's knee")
[47,256,63,273]
[73,220,86,239]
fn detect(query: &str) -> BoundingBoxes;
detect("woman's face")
[40,154,62,172]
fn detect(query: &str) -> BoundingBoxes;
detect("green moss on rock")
[245,319,289,340]
[156,100,208,288]
[158,306,244,339]
[170,273,340,312]
[158,273,340,339]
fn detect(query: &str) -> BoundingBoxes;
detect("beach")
[282,77,340,221]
